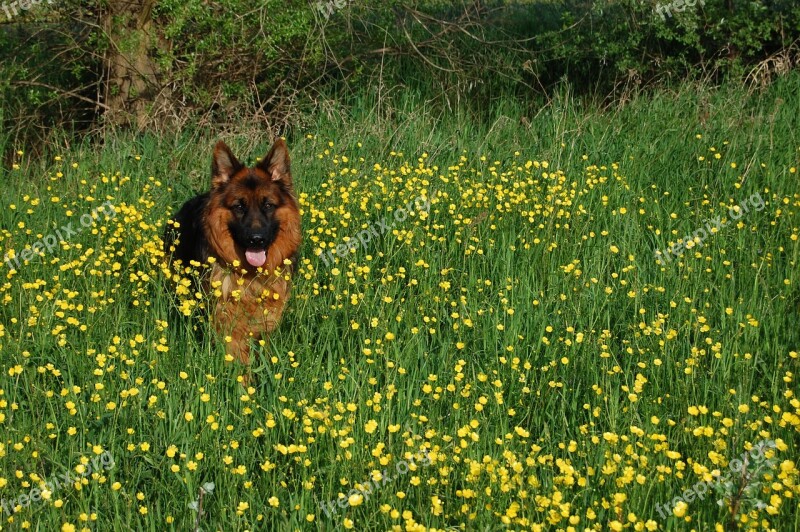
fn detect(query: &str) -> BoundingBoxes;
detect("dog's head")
[205,140,301,271]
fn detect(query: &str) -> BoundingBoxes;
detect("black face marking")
[244,175,261,190]
[229,215,279,251]
[225,192,280,251]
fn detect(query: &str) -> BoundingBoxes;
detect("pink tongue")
[245,249,267,268]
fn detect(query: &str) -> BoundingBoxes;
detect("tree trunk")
[101,0,161,129]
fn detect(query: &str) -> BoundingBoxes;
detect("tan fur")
[209,263,291,366]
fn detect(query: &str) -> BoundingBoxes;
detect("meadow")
[0,75,799,531]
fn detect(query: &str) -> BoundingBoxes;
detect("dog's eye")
[231,202,246,214]
[263,201,275,211]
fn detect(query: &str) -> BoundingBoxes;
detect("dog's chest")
[208,264,289,308]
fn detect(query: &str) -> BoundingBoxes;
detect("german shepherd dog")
[163,140,301,375]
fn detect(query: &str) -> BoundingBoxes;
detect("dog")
[163,139,301,375]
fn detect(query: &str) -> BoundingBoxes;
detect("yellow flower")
[431,495,443,516]
[673,501,688,517]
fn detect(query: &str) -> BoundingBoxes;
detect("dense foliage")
[0,1,798,146]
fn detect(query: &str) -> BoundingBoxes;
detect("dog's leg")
[227,332,251,366]
[226,325,255,387]
[214,300,255,387]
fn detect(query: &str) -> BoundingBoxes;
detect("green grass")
[0,74,798,531]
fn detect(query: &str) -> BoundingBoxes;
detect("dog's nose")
[248,235,267,248]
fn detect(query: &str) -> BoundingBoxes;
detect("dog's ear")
[212,141,243,188]
[257,139,292,186]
